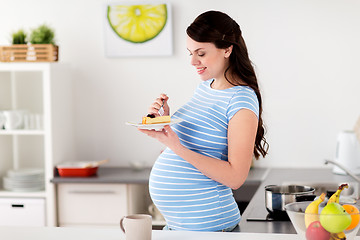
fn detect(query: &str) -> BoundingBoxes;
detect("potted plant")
[0,24,58,62]
[29,24,56,45]
[11,29,27,44]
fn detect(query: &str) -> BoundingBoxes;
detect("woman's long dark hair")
[187,10,269,159]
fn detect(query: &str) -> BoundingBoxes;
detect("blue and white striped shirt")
[149,79,259,231]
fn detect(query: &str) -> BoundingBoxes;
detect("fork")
[158,99,165,116]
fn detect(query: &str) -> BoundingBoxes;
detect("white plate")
[7,168,44,178]
[126,118,183,131]
[3,184,45,192]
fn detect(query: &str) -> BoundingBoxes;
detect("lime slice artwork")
[107,4,168,44]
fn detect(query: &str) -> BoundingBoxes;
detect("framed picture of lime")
[104,3,172,57]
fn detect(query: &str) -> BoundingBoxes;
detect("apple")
[306,221,331,240]
[320,202,351,233]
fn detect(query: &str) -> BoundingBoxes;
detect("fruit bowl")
[285,201,360,240]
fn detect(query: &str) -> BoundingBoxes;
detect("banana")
[327,183,349,204]
[305,192,326,228]
[326,184,349,240]
[330,232,346,240]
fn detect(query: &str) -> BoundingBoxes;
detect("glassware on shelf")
[23,113,43,130]
[0,110,44,132]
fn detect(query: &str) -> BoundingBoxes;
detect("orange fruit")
[343,204,360,230]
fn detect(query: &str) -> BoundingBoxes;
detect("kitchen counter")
[239,168,359,234]
[0,226,304,240]
[51,167,152,184]
[50,166,360,236]
[51,166,268,229]
[51,166,268,184]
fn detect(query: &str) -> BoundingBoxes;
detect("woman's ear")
[224,45,233,58]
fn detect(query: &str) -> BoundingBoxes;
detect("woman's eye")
[188,52,205,57]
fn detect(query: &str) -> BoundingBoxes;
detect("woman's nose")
[190,55,200,66]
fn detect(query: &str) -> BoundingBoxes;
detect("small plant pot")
[0,44,58,62]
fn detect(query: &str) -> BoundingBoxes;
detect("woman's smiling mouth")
[197,67,206,74]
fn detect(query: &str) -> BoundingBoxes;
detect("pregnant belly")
[149,150,219,206]
[148,152,239,231]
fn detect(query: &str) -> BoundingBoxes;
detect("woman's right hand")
[147,93,170,117]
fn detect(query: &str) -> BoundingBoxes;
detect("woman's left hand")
[138,125,182,151]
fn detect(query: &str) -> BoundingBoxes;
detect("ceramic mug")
[3,110,26,130]
[120,214,152,240]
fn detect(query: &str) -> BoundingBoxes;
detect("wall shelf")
[0,62,74,227]
[0,130,45,135]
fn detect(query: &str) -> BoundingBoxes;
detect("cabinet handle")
[11,204,24,208]
[68,190,117,194]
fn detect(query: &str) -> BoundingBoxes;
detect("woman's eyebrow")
[187,48,204,53]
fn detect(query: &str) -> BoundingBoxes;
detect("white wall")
[1,0,360,168]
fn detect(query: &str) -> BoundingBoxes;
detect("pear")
[319,202,351,233]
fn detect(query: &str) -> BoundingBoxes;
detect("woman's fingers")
[159,93,169,101]
[147,102,162,116]
[138,128,164,140]
[138,125,171,138]
[147,94,169,116]
[159,94,170,115]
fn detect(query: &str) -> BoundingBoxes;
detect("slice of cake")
[142,115,171,124]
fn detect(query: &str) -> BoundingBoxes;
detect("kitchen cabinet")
[0,198,45,226]
[0,63,73,226]
[52,167,161,227]
[57,183,148,227]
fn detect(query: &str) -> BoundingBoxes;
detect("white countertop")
[0,226,306,240]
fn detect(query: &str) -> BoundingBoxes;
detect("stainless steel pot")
[265,185,315,215]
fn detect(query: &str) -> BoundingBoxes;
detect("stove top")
[246,207,290,222]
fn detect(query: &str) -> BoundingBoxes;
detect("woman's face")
[186,36,231,81]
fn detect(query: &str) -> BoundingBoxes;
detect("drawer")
[0,198,45,226]
[58,184,128,226]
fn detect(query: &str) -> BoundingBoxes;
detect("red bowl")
[57,167,98,177]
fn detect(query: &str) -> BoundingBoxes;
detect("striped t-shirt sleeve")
[226,88,259,121]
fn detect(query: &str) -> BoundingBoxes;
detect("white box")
[0,198,45,226]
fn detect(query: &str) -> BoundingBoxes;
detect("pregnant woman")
[139,10,268,232]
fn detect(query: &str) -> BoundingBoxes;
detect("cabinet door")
[0,198,45,226]
[58,184,128,226]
